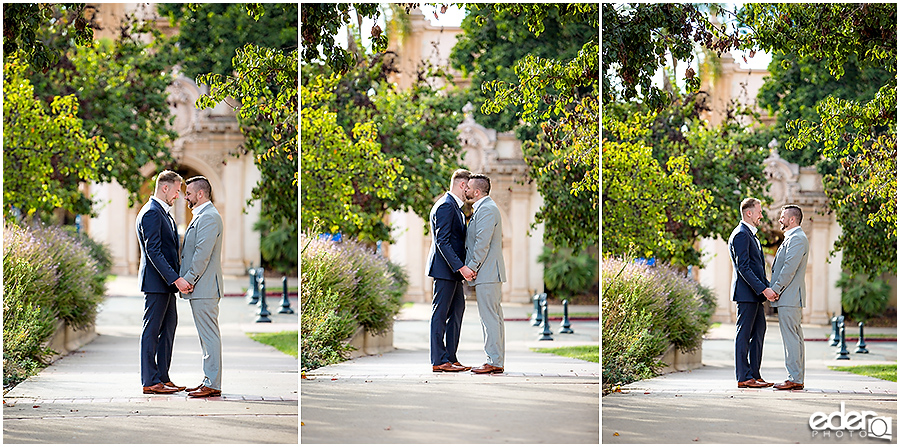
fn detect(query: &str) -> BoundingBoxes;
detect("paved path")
[3,275,299,444]
[301,301,600,443]
[603,321,897,444]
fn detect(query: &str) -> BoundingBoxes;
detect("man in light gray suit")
[768,204,809,391]
[179,176,225,398]
[464,174,507,374]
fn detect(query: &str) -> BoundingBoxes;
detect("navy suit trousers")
[141,292,177,386]
[430,278,466,365]
[735,301,767,382]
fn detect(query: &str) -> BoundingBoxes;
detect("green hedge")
[300,235,407,371]
[3,223,112,385]
[602,256,715,394]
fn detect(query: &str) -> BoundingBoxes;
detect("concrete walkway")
[3,275,299,444]
[603,320,897,444]
[301,301,600,444]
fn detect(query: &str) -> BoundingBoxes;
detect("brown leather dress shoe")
[737,379,768,388]
[471,363,504,374]
[188,386,221,398]
[185,384,205,393]
[452,362,472,371]
[143,383,177,394]
[432,362,467,372]
[754,378,774,387]
[165,382,186,391]
[774,380,804,390]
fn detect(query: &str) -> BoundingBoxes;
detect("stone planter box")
[657,344,703,374]
[44,321,98,363]
[347,323,394,359]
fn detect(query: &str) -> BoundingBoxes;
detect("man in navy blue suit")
[135,170,194,394]
[426,169,477,372]
[728,197,778,389]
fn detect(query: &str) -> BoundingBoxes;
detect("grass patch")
[248,331,298,358]
[402,301,415,309]
[828,364,896,382]
[531,345,598,363]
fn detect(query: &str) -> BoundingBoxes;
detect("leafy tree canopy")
[603,89,769,267]
[301,29,466,243]
[300,3,397,74]
[158,3,298,79]
[450,3,596,139]
[27,6,180,210]
[602,109,711,263]
[757,52,894,168]
[4,56,108,218]
[2,3,93,71]
[301,73,403,236]
[602,3,739,110]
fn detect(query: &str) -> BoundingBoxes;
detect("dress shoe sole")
[775,386,804,390]
[472,369,504,374]
[188,392,221,398]
[143,389,177,394]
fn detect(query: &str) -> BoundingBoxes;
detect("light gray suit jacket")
[770,226,809,308]
[465,196,506,285]
[179,202,224,299]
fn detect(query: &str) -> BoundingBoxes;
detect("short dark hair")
[469,173,491,195]
[783,204,803,224]
[186,176,212,201]
[740,197,761,215]
[451,169,472,189]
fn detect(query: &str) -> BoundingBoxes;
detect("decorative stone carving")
[457,102,497,173]
[763,148,800,213]
[166,77,200,136]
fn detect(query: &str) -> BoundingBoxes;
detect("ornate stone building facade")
[384,9,545,303]
[82,3,261,276]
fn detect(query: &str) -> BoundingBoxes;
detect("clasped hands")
[174,277,194,294]
[459,265,477,282]
[763,287,779,302]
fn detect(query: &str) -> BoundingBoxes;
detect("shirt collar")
[784,225,802,237]
[447,191,465,209]
[741,220,758,235]
[151,195,172,214]
[190,201,212,219]
[472,196,489,213]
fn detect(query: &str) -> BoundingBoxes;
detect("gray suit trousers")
[777,306,804,384]
[475,282,504,367]
[190,298,222,390]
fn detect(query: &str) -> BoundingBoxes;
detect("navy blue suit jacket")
[728,222,768,303]
[426,193,467,281]
[136,199,180,293]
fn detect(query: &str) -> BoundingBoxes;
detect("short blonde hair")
[740,197,761,216]
[450,169,472,188]
[156,170,183,192]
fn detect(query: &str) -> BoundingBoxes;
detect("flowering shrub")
[3,223,111,385]
[602,256,715,394]
[300,234,406,370]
